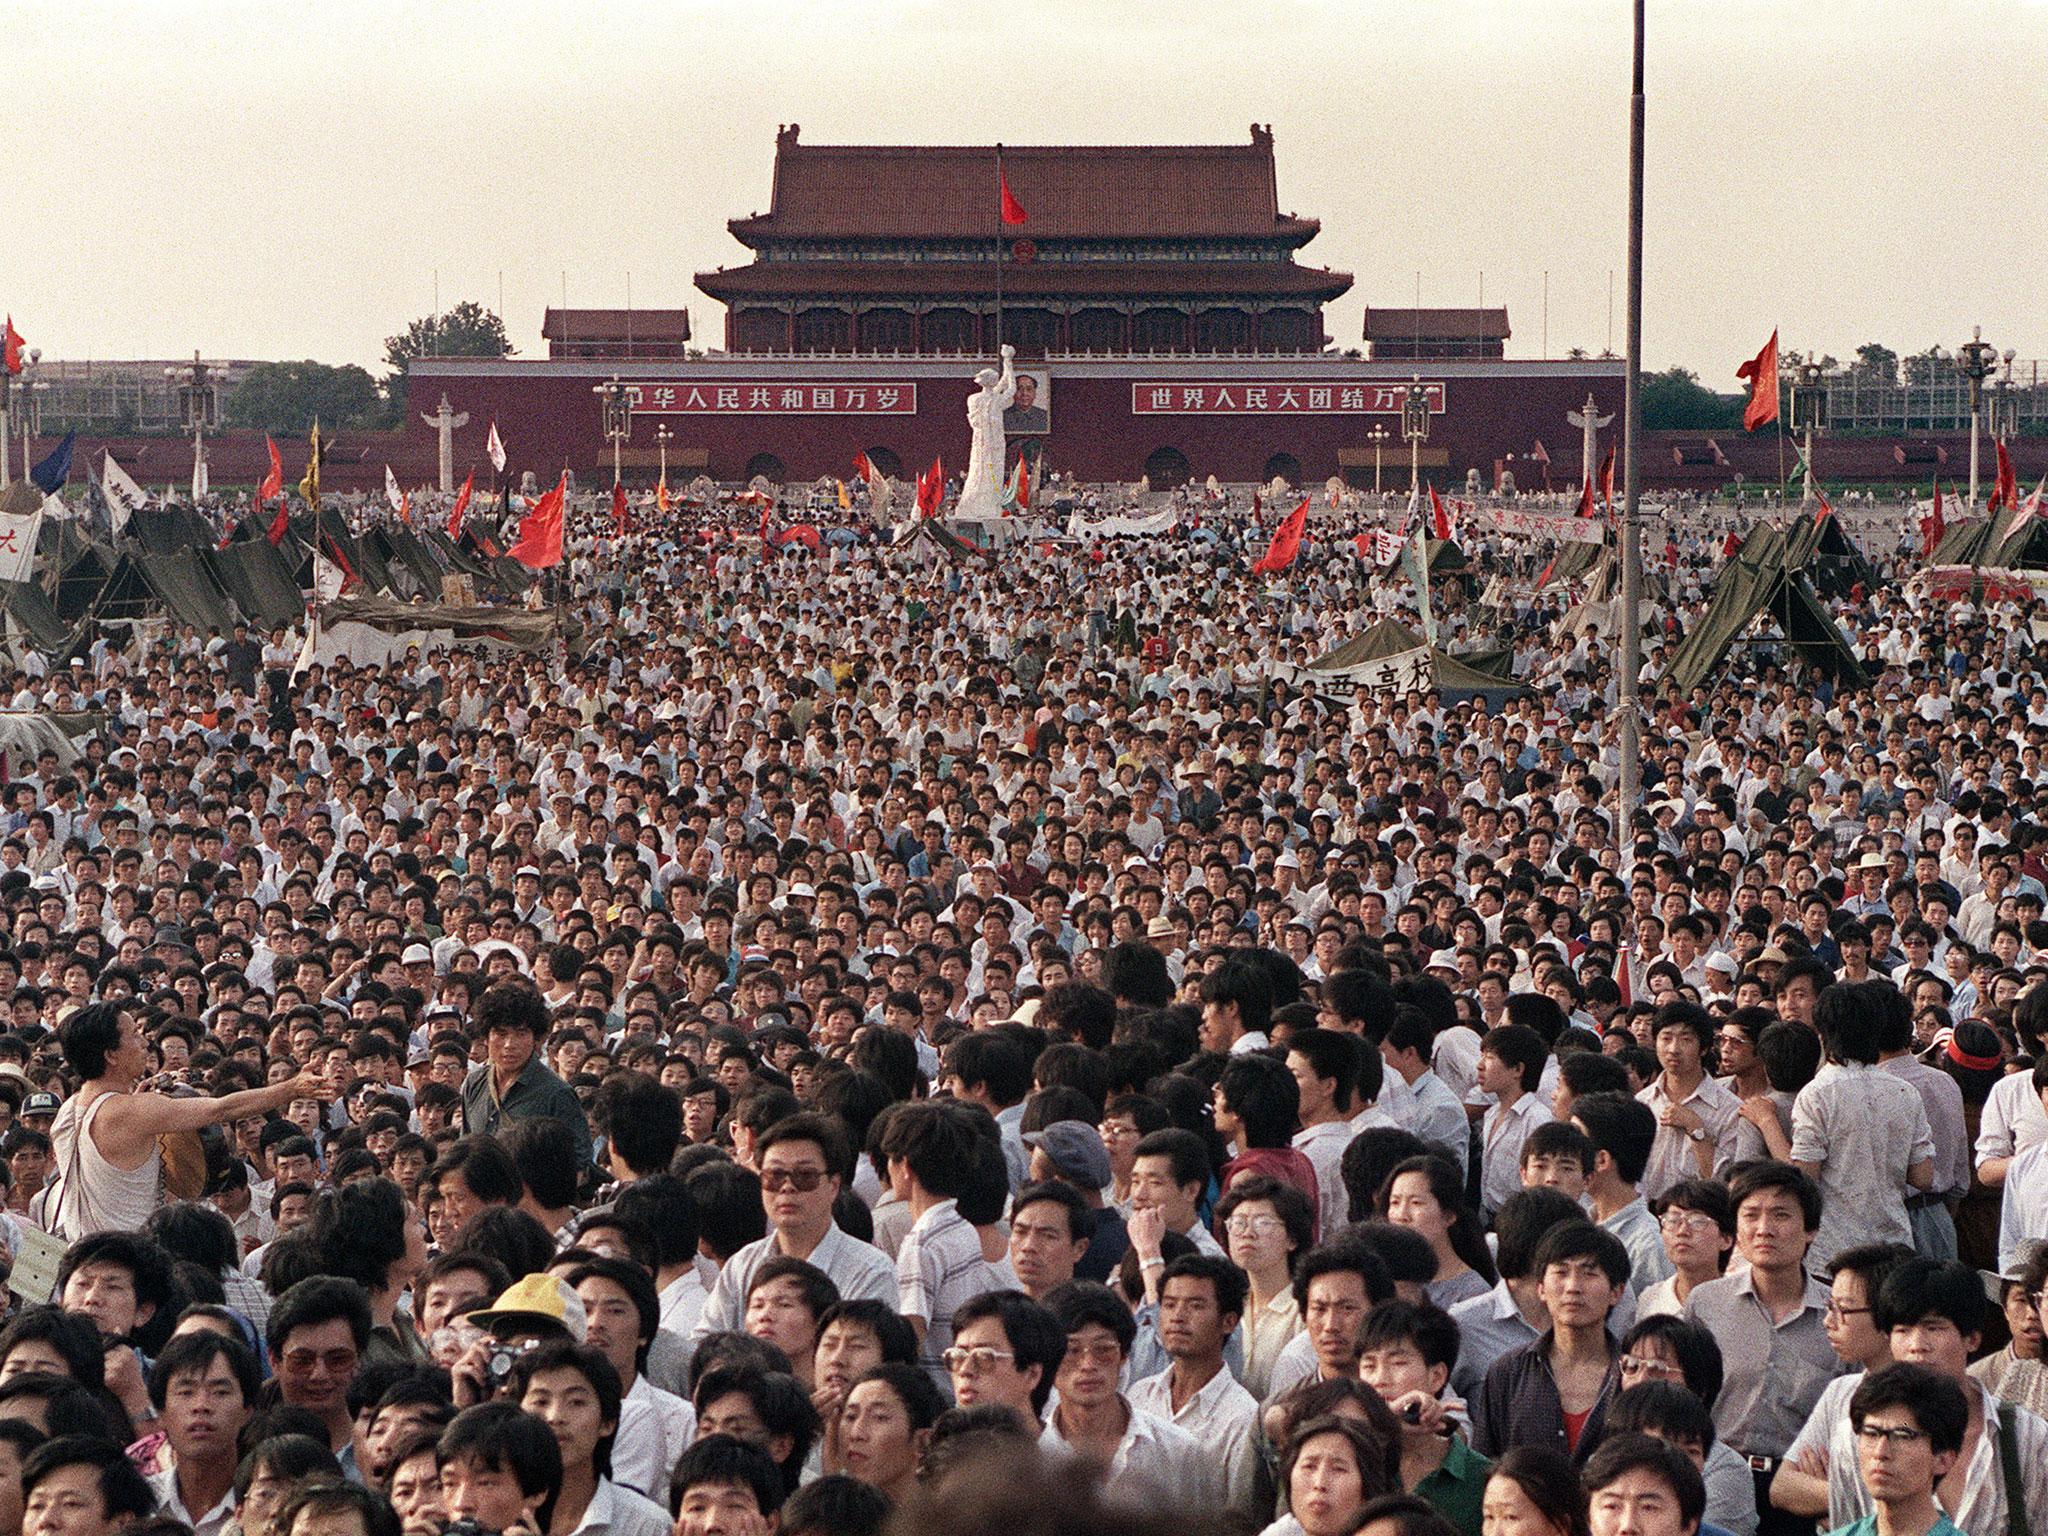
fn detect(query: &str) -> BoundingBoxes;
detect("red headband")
[1944,1033,2004,1073]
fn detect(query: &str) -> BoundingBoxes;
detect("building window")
[1194,308,1252,353]
[1133,308,1187,353]
[794,308,850,353]
[856,309,914,352]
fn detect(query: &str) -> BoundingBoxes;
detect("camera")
[1402,1401,1424,1425]
[486,1338,536,1382]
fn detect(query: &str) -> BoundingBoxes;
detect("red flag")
[916,457,944,519]
[1,318,22,376]
[397,490,412,526]
[1427,485,1452,541]
[1721,530,1742,558]
[999,163,1028,226]
[1812,488,1833,527]
[258,436,284,504]
[1737,330,1779,431]
[1534,553,1558,588]
[1599,445,1616,511]
[507,473,566,568]
[1991,438,2017,513]
[1576,473,1596,519]
[853,451,881,488]
[758,495,771,543]
[612,481,630,535]
[324,534,359,591]
[1921,480,1945,558]
[448,470,474,540]
[1252,496,1310,575]
[265,495,292,547]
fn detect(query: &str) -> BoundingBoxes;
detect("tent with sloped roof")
[1782,507,1880,598]
[1662,523,1867,694]
[1299,617,1529,709]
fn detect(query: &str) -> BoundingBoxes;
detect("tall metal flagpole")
[1617,0,1646,854]
[987,142,995,352]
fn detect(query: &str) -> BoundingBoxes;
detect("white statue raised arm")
[955,344,1017,521]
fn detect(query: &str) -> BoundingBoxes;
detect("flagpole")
[994,143,1005,356]
[1616,0,1645,854]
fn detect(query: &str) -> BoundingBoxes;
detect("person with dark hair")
[813,1300,920,1450]
[1834,1364,1970,1536]
[880,1101,998,1379]
[270,1480,402,1536]
[942,1032,1035,1189]
[1005,1181,1094,1302]
[1276,1413,1402,1536]
[1478,1025,1550,1218]
[145,1330,260,1536]
[1198,956,1274,1055]
[943,1290,1066,1433]
[1041,1280,1202,1504]
[0,1308,106,1396]
[1355,1300,1491,1535]
[691,1366,820,1496]
[742,1257,838,1390]
[1790,982,1935,1275]
[0,1419,44,1536]
[1973,986,2048,1195]
[1264,1237,1398,1400]
[1286,1029,1362,1239]
[1570,1092,1675,1296]
[781,1472,889,1536]
[461,980,591,1167]
[1212,1054,1320,1233]
[56,1230,176,1435]
[1128,1127,1224,1259]
[431,1135,524,1234]
[1681,1163,1837,1536]
[1127,1254,1258,1518]
[48,1001,314,1242]
[1473,1224,1630,1463]
[384,1423,445,1536]
[142,1202,272,1341]
[1482,1446,1591,1536]
[610,1172,706,1338]
[1612,1317,1756,1535]
[1378,1006,1470,1179]
[1038,982,1120,1052]
[19,1434,156,1532]
[265,1277,374,1468]
[501,1116,584,1238]
[696,1112,895,1341]
[1641,1180,1736,1319]
[1581,1432,1706,1536]
[562,1255,691,1508]
[1104,941,1174,1011]
[437,1400,565,1534]
[603,1074,684,1183]
[1554,1050,1635,1124]
[511,1338,669,1536]
[1447,1189,1598,1402]
[1637,1001,1741,1204]
[304,1180,428,1368]
[672,1434,785,1536]
[837,1362,944,1503]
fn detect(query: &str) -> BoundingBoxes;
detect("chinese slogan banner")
[1476,505,1607,543]
[624,382,917,414]
[1284,644,1435,695]
[1131,382,1446,415]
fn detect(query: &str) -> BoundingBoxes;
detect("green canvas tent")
[1782,509,1879,597]
[1301,618,1529,708]
[1662,525,1867,694]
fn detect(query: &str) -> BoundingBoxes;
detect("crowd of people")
[0,475,2030,1536]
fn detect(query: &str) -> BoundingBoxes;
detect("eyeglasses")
[941,1346,1015,1375]
[760,1167,828,1193]
[1658,1211,1721,1234]
[1824,1300,1872,1320]
[1619,1355,1684,1380]
[1063,1339,1124,1365]
[1853,1425,1928,1448]
[1225,1215,1285,1237]
[281,1348,358,1377]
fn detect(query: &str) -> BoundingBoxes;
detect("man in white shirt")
[146,1331,257,1536]
[1288,1029,1363,1239]
[1126,1255,1260,1520]
[1041,1280,1204,1507]
[1996,1060,2048,1275]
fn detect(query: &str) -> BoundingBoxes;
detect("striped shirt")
[896,1198,1001,1383]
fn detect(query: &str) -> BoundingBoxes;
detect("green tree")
[383,300,513,416]
[1638,367,1744,431]
[227,361,384,434]
[1854,343,1899,383]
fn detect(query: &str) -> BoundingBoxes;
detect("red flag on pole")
[1252,497,1310,575]
[266,498,291,547]
[1990,438,2017,513]
[916,457,944,519]
[1921,480,1945,557]
[1427,484,1453,541]
[612,481,630,535]
[1599,444,1616,511]
[1576,473,1596,519]
[258,436,284,504]
[448,470,474,540]
[1721,530,1742,558]
[999,166,1028,226]
[1737,330,1779,430]
[1812,488,1833,527]
[507,473,566,568]
[1,318,23,376]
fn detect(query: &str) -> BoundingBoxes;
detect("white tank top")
[49,1090,160,1242]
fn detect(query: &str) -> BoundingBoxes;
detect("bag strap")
[1998,1404,2025,1536]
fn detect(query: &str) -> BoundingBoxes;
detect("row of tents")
[0,483,537,664]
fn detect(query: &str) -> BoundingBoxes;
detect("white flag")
[191,453,209,503]
[292,615,321,679]
[385,464,404,513]
[487,421,506,475]
[102,454,147,529]
[40,494,68,522]
[0,511,41,584]
[313,552,347,603]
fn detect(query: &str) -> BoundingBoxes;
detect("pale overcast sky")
[12,0,2047,381]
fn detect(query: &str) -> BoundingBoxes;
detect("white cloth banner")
[0,511,40,584]
[312,553,348,603]
[1283,643,1435,695]
[487,421,507,474]
[1473,504,1606,542]
[1066,506,1180,538]
[101,454,148,525]
[1364,529,1407,564]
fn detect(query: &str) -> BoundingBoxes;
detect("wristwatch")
[1686,1127,1707,1143]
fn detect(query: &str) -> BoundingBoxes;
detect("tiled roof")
[696,260,1351,303]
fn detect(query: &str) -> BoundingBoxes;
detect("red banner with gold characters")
[1130,382,1445,415]
[623,382,918,414]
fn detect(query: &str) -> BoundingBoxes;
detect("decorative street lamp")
[15,350,44,485]
[1788,359,1829,504]
[164,352,218,501]
[1990,352,2020,460]
[1401,377,1431,496]
[1366,422,1390,496]
[593,376,632,487]
[655,422,673,484]
[1957,328,2002,507]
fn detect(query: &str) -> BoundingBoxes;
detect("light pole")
[655,422,673,485]
[1991,352,2019,499]
[1789,359,1829,505]
[593,376,632,487]
[1616,0,1646,854]
[164,352,216,502]
[1367,422,1390,495]
[1958,328,1999,507]
[1401,377,1430,498]
[16,350,43,480]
